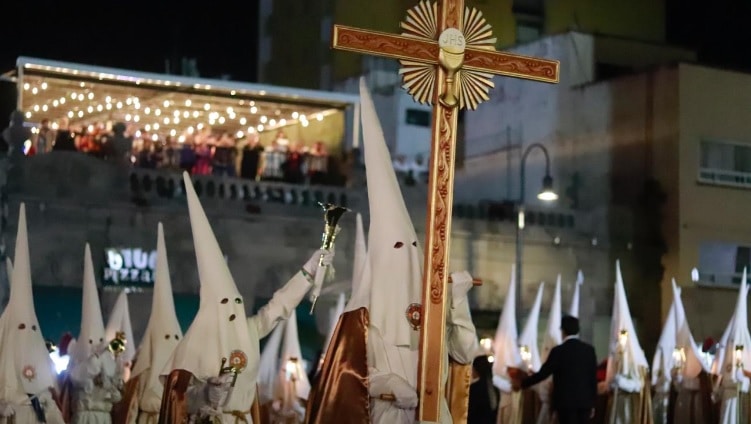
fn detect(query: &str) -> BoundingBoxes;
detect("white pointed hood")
[350,213,367,300]
[280,310,311,400]
[257,323,283,404]
[718,269,751,384]
[0,204,57,397]
[671,279,707,378]
[105,291,136,365]
[360,79,422,347]
[162,173,255,389]
[519,283,544,371]
[651,293,677,385]
[131,223,183,393]
[713,305,737,376]
[71,244,107,365]
[569,270,583,317]
[606,261,648,384]
[0,258,12,338]
[321,292,346,362]
[542,275,562,362]
[492,266,522,378]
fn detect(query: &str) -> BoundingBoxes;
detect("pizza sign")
[103,247,157,286]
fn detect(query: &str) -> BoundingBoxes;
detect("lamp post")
[516,143,557,324]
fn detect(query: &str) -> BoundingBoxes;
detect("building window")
[698,139,751,188]
[697,241,750,286]
[405,109,430,127]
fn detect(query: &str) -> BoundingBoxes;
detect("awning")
[4,57,361,148]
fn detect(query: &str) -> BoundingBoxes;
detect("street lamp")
[516,143,557,324]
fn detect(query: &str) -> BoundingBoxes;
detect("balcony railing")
[695,271,744,287]
[698,167,751,189]
[129,169,353,208]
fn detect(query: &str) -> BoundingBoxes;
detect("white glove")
[303,249,335,278]
[450,270,474,307]
[492,375,512,392]
[370,373,418,410]
[613,374,643,393]
[0,401,14,418]
[207,373,233,407]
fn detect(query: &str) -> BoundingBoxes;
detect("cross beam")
[333,25,559,84]
[332,1,559,421]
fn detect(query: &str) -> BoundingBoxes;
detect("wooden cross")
[332,0,559,421]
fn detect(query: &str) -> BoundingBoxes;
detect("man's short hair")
[561,315,580,336]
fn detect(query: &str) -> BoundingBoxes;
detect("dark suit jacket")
[521,337,598,411]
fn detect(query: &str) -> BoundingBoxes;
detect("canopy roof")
[4,57,360,144]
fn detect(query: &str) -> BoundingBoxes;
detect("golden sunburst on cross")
[332,1,560,421]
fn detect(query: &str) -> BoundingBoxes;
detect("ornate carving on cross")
[332,0,560,421]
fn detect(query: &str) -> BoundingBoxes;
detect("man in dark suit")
[512,315,597,424]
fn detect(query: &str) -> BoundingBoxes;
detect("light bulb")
[145,124,151,131]
[178,135,186,143]
[301,120,309,127]
[105,103,112,110]
[67,111,74,118]
[187,126,194,134]
[184,99,192,107]
[33,105,40,112]
[151,134,158,141]
[183,111,190,118]
[59,97,66,104]
[218,117,225,124]
[144,107,151,115]
[134,115,140,123]
[155,109,162,116]
[230,90,237,96]
[250,106,257,114]
[153,123,160,130]
[280,119,286,126]
[203,103,210,111]
[192,111,200,118]
[269,119,276,126]
[260,116,267,124]
[170,129,177,137]
[227,107,234,114]
[31,87,38,95]
[77,111,84,118]
[41,82,48,90]
[87,106,93,113]
[125,114,132,121]
[236,131,244,138]
[257,124,264,132]
[173,110,180,117]
[316,113,323,121]
[135,130,142,138]
[96,104,103,112]
[105,96,112,103]
[292,111,299,119]
[126,98,132,105]
[53,100,59,107]
[173,117,180,124]
[240,117,247,125]
[197,123,204,130]
[25,112,32,119]
[87,92,94,100]
[77,94,85,101]
[163,117,170,125]
[247,126,255,133]
[70,93,77,100]
[116,102,123,109]
[134,103,141,110]
[23,83,30,91]
[163,100,170,108]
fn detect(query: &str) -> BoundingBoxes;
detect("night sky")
[0,0,750,83]
[0,1,261,81]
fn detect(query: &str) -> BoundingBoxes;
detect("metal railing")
[698,167,751,189]
[695,271,744,287]
[129,168,353,208]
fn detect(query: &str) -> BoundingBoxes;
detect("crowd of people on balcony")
[1,113,351,187]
